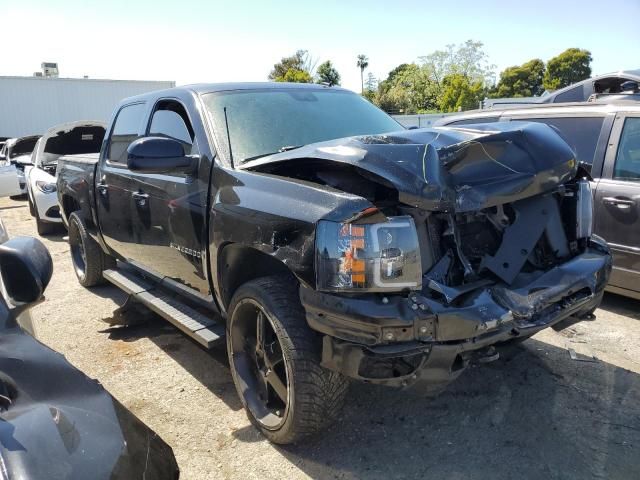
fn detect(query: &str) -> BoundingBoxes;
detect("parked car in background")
[25,121,106,235]
[484,70,640,109]
[0,135,41,195]
[57,83,611,443]
[0,214,180,479]
[437,101,640,300]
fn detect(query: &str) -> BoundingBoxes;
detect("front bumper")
[33,188,62,223]
[301,238,611,392]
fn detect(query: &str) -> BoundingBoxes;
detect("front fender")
[208,168,374,308]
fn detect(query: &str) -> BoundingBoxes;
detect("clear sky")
[2,0,638,92]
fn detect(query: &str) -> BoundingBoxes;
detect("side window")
[515,116,604,165]
[614,117,640,181]
[148,101,196,155]
[108,103,146,163]
[553,85,584,103]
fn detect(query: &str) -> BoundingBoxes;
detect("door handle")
[132,191,149,206]
[603,197,635,208]
[96,183,108,196]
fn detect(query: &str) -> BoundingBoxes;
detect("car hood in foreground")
[0,322,179,479]
[244,121,577,213]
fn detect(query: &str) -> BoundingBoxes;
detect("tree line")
[268,42,593,114]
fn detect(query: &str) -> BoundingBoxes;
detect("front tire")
[35,207,56,236]
[28,194,35,217]
[227,276,349,444]
[68,212,115,287]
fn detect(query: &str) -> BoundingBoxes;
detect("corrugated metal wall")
[0,77,175,138]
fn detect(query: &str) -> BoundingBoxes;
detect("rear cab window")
[107,103,147,164]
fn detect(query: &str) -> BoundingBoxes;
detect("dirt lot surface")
[2,196,639,479]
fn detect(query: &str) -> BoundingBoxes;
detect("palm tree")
[356,54,369,94]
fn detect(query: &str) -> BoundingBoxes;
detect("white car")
[26,121,106,235]
[0,136,41,196]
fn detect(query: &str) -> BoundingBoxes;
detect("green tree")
[356,54,369,94]
[438,73,485,112]
[419,40,495,88]
[376,63,439,113]
[492,59,545,98]
[363,72,377,102]
[543,48,592,91]
[316,60,341,86]
[282,69,313,83]
[269,50,314,83]
[418,40,494,111]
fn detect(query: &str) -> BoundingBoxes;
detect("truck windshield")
[202,88,402,164]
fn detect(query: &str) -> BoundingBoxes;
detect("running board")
[103,269,225,348]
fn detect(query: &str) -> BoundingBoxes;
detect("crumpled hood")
[244,121,578,212]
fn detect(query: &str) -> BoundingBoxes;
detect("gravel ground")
[2,196,639,480]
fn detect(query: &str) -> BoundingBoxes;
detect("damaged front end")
[247,122,612,393]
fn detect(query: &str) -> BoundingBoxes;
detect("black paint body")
[56,83,612,390]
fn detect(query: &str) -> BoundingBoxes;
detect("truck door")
[96,102,147,261]
[594,114,640,297]
[128,99,210,294]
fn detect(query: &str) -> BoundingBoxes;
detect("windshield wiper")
[243,145,304,163]
[278,145,302,152]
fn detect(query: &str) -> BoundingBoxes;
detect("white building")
[0,75,175,138]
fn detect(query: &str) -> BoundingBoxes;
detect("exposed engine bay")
[244,121,611,389]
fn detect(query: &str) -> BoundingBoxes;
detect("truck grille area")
[423,184,588,301]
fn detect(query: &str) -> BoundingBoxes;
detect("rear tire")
[227,276,349,444]
[68,212,115,287]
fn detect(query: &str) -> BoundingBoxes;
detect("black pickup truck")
[57,83,612,444]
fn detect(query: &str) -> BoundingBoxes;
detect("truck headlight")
[316,216,422,292]
[35,181,56,194]
[576,180,593,239]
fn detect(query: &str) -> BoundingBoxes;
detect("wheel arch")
[217,243,298,311]
[60,193,81,223]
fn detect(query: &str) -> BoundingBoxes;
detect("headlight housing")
[35,180,56,194]
[315,216,422,292]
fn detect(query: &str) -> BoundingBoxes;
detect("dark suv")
[437,102,640,300]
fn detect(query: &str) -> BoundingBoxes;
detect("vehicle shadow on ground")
[232,339,639,479]
[599,292,640,320]
[98,303,243,412]
[40,229,68,242]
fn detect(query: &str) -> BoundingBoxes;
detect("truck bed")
[56,153,99,227]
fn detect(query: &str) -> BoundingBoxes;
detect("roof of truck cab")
[118,82,352,104]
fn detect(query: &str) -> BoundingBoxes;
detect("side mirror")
[127,137,196,174]
[0,236,53,308]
